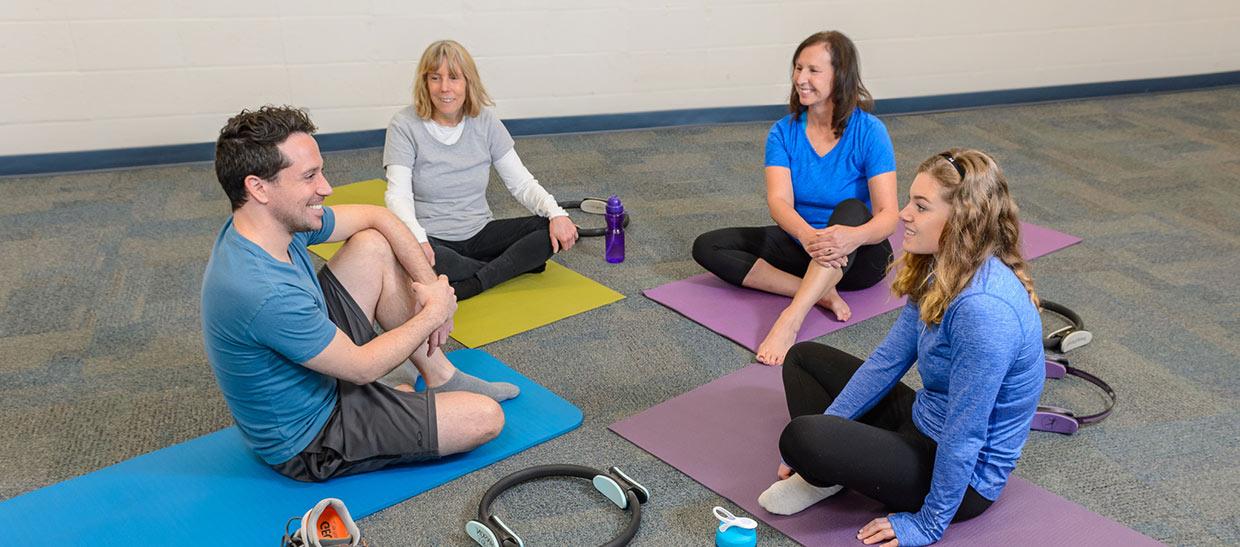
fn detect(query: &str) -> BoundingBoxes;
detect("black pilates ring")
[1032,300,1114,435]
[1041,299,1093,353]
[558,198,630,237]
[465,464,650,547]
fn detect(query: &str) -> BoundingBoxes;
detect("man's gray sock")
[435,369,519,402]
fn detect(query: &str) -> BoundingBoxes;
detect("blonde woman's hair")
[412,40,494,120]
[891,148,1039,324]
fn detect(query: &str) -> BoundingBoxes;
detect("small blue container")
[714,506,757,547]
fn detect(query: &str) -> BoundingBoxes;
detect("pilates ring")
[465,464,651,547]
[559,198,630,237]
[1033,355,1116,435]
[1041,300,1093,353]
[1032,300,1114,434]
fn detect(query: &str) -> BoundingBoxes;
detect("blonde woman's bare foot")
[818,290,852,322]
[757,312,801,366]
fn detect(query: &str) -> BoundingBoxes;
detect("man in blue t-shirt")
[202,106,519,482]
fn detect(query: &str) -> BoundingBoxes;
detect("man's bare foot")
[818,290,852,322]
[757,311,801,366]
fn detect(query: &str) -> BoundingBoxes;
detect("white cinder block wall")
[1,0,1237,156]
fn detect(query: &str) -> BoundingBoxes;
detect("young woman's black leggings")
[691,198,893,290]
[429,216,552,300]
[779,342,994,521]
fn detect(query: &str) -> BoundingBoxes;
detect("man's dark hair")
[214,105,317,210]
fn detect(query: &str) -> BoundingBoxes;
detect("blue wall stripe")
[872,71,1240,115]
[3,70,1237,177]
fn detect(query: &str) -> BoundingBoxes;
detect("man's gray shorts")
[272,266,439,482]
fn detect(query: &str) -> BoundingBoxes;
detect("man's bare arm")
[303,275,455,384]
[327,204,436,284]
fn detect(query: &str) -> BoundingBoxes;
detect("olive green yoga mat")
[308,178,387,261]
[451,260,623,347]
[309,179,624,347]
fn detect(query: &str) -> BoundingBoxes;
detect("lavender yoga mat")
[644,222,1081,352]
[610,365,1160,546]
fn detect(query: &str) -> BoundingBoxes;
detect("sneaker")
[281,498,362,547]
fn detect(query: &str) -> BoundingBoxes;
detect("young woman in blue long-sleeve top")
[757,149,1045,546]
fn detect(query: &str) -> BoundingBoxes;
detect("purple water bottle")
[605,195,625,263]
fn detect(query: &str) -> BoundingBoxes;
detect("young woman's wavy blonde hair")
[891,148,1039,324]
[413,40,494,120]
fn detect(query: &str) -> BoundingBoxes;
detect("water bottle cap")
[606,194,623,213]
[713,506,758,532]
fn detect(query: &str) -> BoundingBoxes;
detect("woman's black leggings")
[779,342,994,521]
[691,199,893,290]
[429,216,553,300]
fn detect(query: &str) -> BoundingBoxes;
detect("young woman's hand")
[549,216,578,253]
[858,516,899,546]
[420,241,436,267]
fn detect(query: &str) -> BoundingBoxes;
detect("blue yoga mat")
[0,349,582,545]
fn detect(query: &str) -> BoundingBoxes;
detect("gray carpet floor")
[1,87,1237,546]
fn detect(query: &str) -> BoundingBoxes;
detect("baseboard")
[3,70,1237,177]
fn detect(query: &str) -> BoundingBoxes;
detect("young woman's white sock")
[757,474,843,515]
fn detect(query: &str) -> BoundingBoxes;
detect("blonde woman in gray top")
[383,40,578,299]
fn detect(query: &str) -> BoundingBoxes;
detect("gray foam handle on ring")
[592,475,628,509]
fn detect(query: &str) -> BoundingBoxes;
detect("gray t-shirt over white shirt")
[382,106,565,242]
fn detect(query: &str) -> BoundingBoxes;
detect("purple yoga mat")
[645,222,1081,352]
[610,365,1160,546]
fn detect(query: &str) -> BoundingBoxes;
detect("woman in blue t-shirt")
[757,149,1045,546]
[692,31,898,365]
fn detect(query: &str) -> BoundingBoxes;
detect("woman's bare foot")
[394,383,415,393]
[757,311,802,366]
[777,462,794,479]
[817,289,852,322]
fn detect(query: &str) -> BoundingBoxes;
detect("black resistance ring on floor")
[558,198,630,237]
[465,464,650,547]
[1041,300,1093,353]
